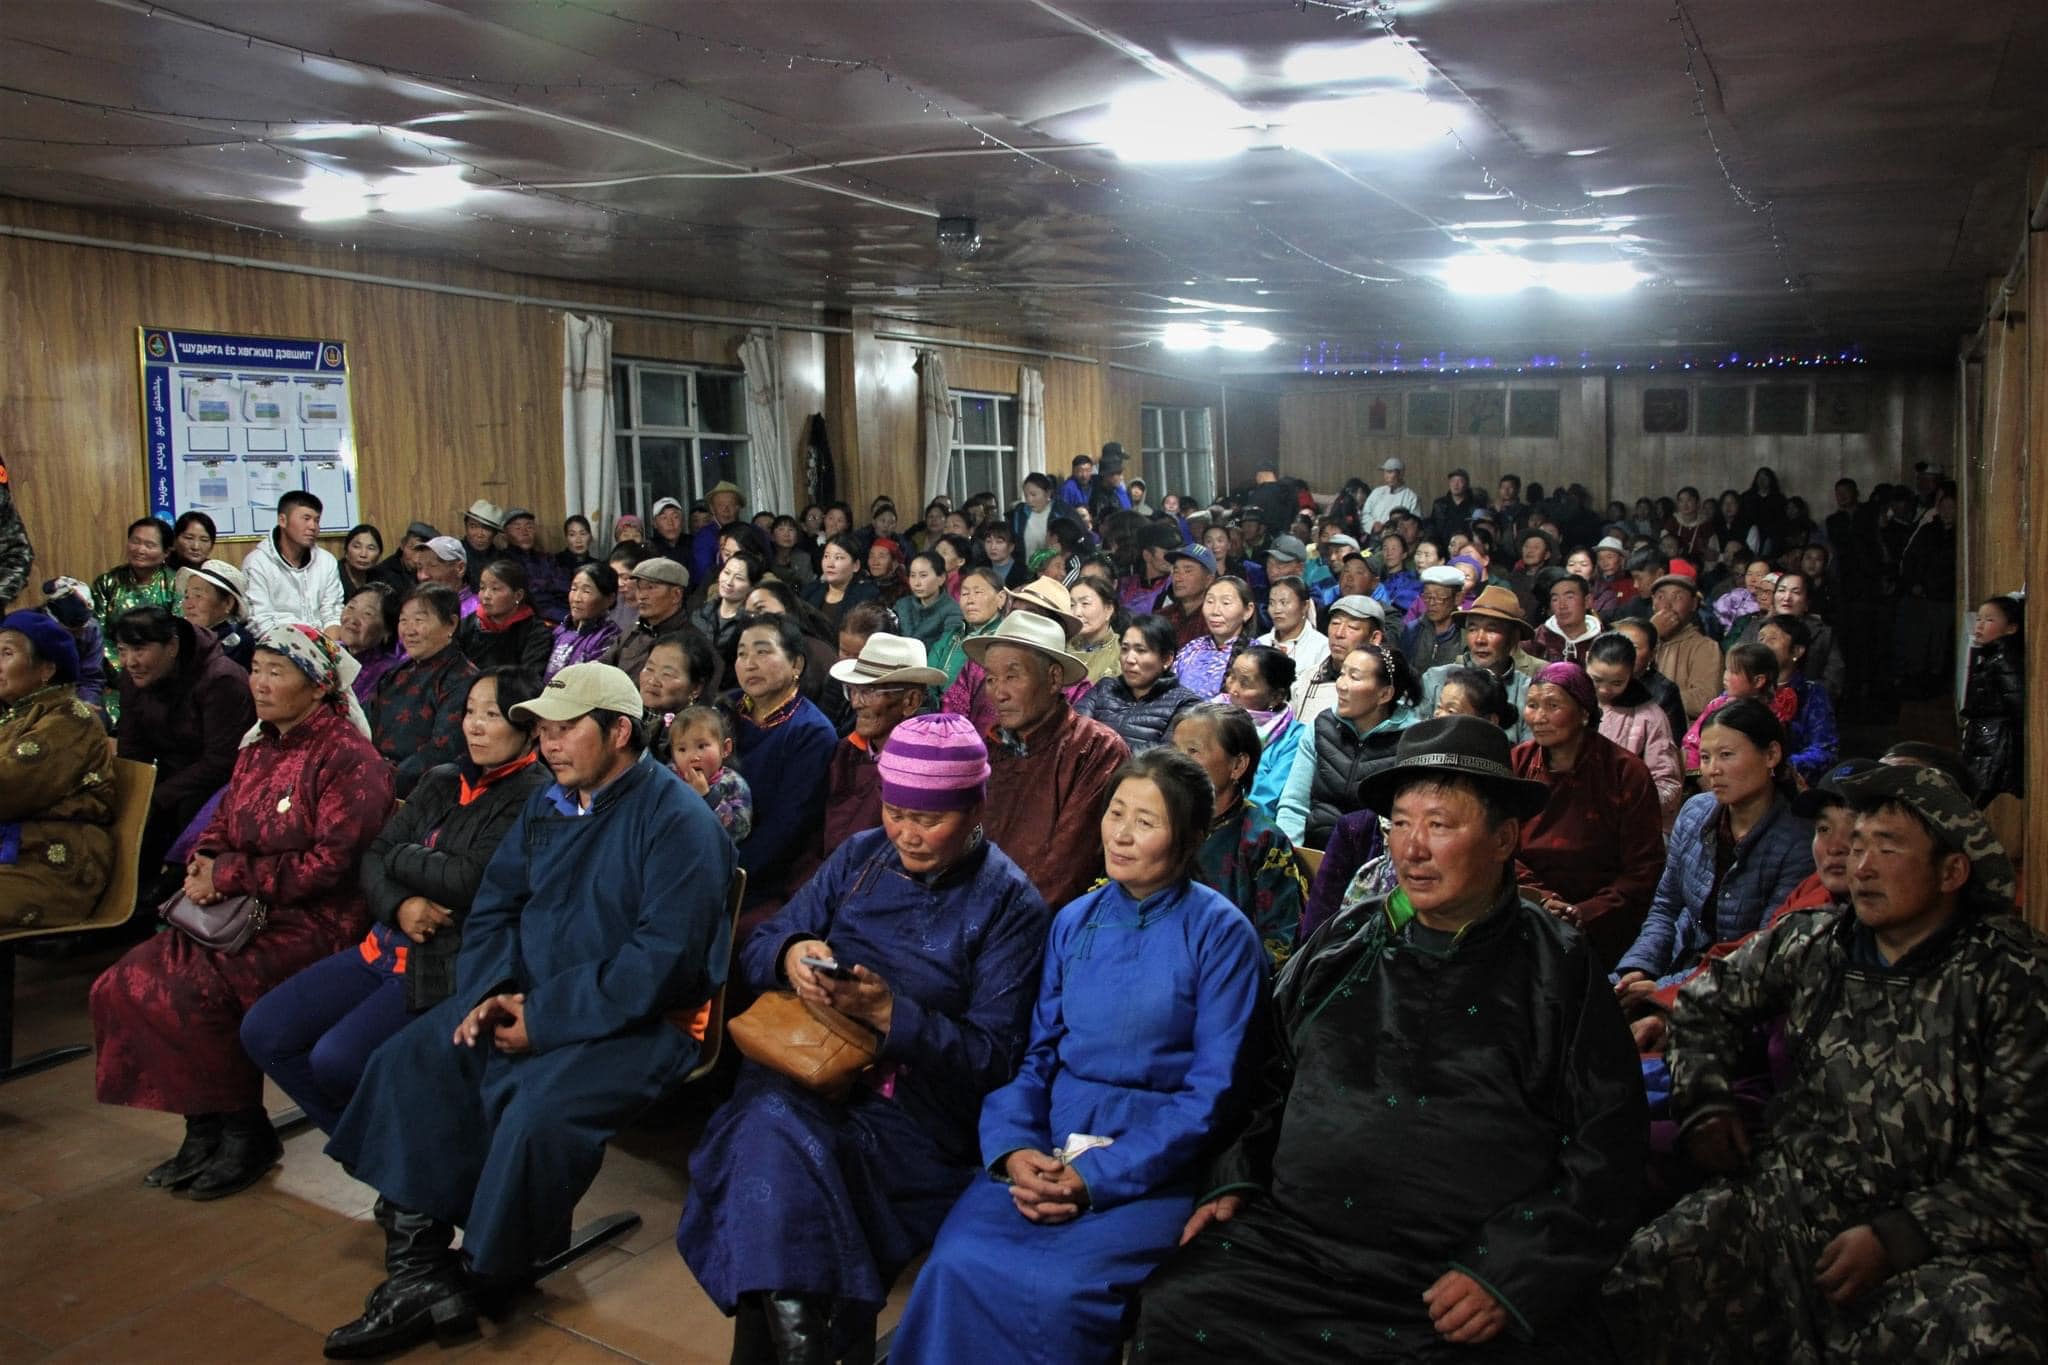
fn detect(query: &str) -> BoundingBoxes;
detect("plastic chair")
[0,757,155,1083]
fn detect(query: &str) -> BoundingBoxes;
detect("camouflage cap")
[1837,764,2016,911]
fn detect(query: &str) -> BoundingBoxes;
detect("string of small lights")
[1295,344,1869,376]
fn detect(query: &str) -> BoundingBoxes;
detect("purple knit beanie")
[1534,660,1600,722]
[877,712,991,812]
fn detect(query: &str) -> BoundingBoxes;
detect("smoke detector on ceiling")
[936,216,982,260]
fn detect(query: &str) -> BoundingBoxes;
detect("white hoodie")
[242,529,345,634]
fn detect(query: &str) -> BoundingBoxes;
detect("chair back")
[1296,845,1324,881]
[87,758,159,931]
[685,867,748,1085]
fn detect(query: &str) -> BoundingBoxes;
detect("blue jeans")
[241,938,415,1134]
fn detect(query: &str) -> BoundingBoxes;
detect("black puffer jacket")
[1075,671,1203,752]
[1960,638,2023,803]
[358,755,551,1010]
[1302,709,1406,849]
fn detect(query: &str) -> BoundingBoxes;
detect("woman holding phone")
[677,714,1053,1363]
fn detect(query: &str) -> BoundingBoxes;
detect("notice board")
[139,326,359,536]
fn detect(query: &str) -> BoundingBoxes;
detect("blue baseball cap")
[1165,544,1217,575]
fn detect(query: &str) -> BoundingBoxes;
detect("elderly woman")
[1277,644,1420,848]
[890,746,1265,1362]
[176,559,254,670]
[743,579,850,736]
[112,604,255,884]
[340,583,404,705]
[1171,703,1307,968]
[454,559,552,676]
[677,714,1053,1361]
[241,668,549,1133]
[929,566,1006,693]
[1510,662,1667,970]
[373,584,480,798]
[1614,700,1814,997]
[1219,645,1300,811]
[1172,576,1257,700]
[729,612,839,931]
[546,562,624,682]
[92,626,394,1200]
[1253,577,1327,712]
[0,611,116,928]
[1075,614,1203,753]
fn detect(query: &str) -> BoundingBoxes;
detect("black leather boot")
[142,1113,225,1190]
[323,1200,477,1359]
[762,1293,834,1365]
[181,1108,283,1201]
[729,1292,776,1365]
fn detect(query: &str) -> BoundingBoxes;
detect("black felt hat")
[1355,714,1551,820]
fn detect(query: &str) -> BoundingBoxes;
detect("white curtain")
[561,312,616,534]
[1016,364,1046,496]
[917,348,952,507]
[738,330,793,516]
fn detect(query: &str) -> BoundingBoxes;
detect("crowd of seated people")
[2,444,2031,1363]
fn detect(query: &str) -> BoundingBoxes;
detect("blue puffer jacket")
[1074,671,1203,752]
[1615,789,1813,987]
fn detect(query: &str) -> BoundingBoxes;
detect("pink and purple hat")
[877,712,990,812]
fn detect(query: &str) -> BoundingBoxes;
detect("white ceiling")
[2,0,2042,371]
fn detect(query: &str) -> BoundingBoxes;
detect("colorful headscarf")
[254,623,372,738]
[1533,660,1601,725]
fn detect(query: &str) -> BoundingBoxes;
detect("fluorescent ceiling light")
[1280,92,1446,153]
[1441,254,1645,295]
[1443,254,1541,294]
[1097,85,1252,162]
[1282,39,1429,87]
[1543,261,1645,294]
[1163,295,1278,314]
[1216,325,1277,352]
[1161,322,1279,351]
[1565,147,1604,157]
[295,171,369,222]
[376,166,470,213]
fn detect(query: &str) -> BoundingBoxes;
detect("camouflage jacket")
[0,463,31,611]
[1670,905,2048,1272]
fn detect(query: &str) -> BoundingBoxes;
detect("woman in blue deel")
[889,746,1267,1364]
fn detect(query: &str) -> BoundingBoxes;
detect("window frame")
[611,357,751,518]
[1141,403,1217,507]
[945,389,1020,508]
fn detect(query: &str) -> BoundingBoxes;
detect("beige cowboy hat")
[1004,578,1082,637]
[827,633,947,688]
[1452,584,1533,636]
[175,559,248,618]
[961,610,1089,686]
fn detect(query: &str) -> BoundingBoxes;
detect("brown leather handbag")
[727,991,880,1099]
[160,890,267,954]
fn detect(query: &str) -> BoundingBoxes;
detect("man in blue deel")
[322,662,734,1359]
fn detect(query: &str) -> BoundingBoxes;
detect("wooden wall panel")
[0,198,830,588]
[1278,376,1606,503]
[1277,369,1945,509]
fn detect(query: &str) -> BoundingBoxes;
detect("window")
[611,359,750,517]
[946,391,1018,507]
[1142,405,1215,507]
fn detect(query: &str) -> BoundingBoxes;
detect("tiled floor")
[0,943,915,1363]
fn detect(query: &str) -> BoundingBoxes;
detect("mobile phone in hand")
[800,955,859,981]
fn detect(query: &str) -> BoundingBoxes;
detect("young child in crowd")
[667,703,753,842]
[1960,593,2024,806]
[1682,642,1780,773]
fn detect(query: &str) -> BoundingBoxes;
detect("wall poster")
[139,326,359,536]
